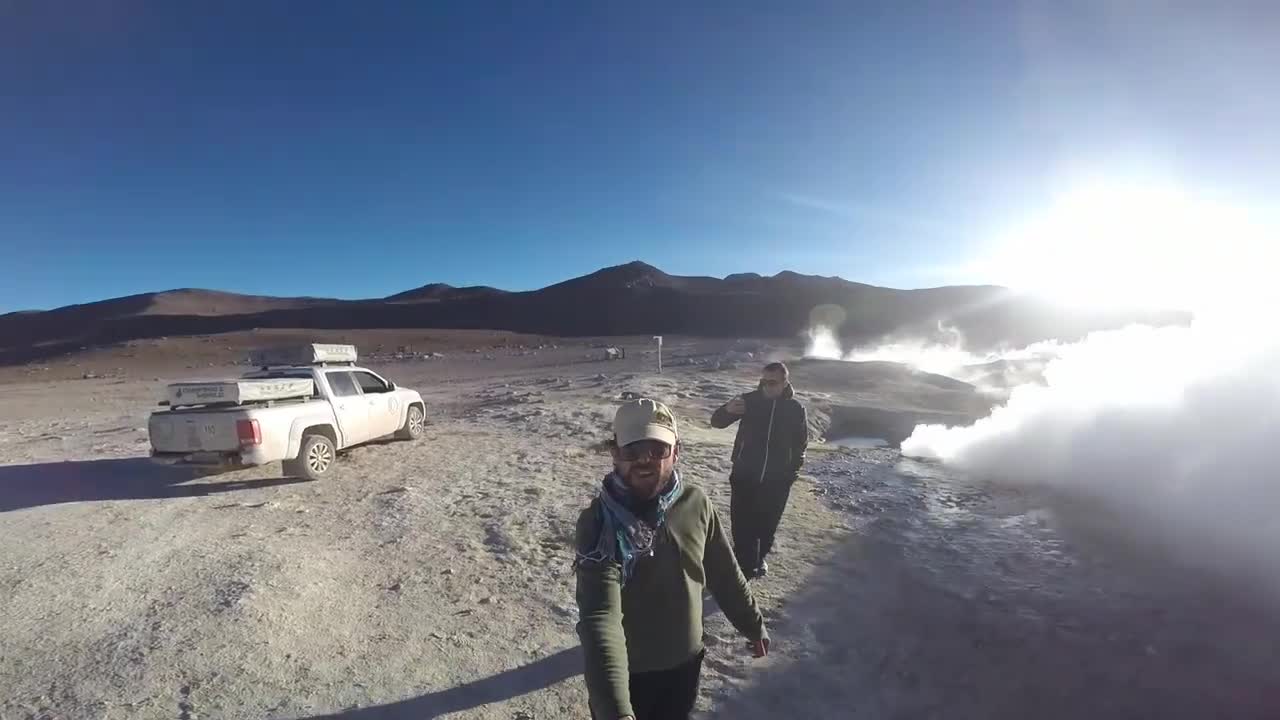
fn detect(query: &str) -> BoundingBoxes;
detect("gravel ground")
[2,338,1275,719]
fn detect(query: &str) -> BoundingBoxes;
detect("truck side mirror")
[387,381,397,391]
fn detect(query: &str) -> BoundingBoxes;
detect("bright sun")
[985,181,1275,313]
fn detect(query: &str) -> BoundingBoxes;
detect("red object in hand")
[748,637,770,658]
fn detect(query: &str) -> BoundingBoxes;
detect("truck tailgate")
[149,412,242,453]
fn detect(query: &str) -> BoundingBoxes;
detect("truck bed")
[149,398,331,456]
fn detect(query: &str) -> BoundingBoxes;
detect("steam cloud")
[902,316,1280,592]
[805,306,1280,592]
[804,325,1059,393]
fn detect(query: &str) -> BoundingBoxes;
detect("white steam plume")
[804,324,1060,392]
[804,326,845,361]
[904,319,1280,590]
[903,189,1280,594]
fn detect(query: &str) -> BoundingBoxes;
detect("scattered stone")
[480,595,499,605]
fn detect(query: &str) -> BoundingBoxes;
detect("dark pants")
[591,650,705,720]
[729,475,793,572]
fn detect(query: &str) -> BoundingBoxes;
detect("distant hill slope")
[385,284,509,302]
[0,261,1187,364]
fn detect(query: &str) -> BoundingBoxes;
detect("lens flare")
[981,181,1277,313]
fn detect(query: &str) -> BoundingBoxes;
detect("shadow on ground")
[304,599,725,719]
[0,457,310,512]
[306,646,583,719]
[301,455,1280,720]
[706,482,1280,719]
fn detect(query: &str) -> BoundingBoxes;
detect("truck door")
[352,370,402,438]
[323,370,368,445]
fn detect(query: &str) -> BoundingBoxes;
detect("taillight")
[236,419,262,446]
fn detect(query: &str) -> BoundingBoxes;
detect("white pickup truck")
[149,345,425,480]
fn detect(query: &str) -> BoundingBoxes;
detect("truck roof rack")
[256,361,355,371]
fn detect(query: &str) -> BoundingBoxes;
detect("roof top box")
[249,343,358,367]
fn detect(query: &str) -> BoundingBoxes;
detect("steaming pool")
[828,435,891,449]
[774,449,1280,719]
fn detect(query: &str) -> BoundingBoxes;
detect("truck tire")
[395,405,425,441]
[284,434,336,480]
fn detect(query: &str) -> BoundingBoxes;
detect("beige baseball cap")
[613,398,678,448]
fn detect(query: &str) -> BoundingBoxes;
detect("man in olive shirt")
[575,398,769,720]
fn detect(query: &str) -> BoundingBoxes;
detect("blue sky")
[2,2,1276,312]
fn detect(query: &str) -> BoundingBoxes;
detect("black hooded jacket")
[710,382,808,485]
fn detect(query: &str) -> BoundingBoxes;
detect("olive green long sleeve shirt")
[574,483,767,720]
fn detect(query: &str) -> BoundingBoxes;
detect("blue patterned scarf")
[577,470,684,584]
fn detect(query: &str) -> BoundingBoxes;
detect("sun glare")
[985,182,1275,313]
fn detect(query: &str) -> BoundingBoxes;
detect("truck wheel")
[285,434,336,480]
[395,405,425,441]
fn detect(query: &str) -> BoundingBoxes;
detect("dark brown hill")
[0,261,1188,365]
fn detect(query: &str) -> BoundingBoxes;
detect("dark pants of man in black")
[590,650,705,720]
[729,477,793,573]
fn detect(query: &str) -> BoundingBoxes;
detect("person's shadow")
[303,598,727,718]
[0,457,310,512]
[307,645,586,719]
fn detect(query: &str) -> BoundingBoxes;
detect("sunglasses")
[618,441,673,461]
[761,379,784,387]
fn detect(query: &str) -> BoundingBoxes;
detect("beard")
[622,462,672,500]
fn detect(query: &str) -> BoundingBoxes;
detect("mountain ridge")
[0,261,1188,365]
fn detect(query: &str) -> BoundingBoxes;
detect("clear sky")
[2,1,1276,312]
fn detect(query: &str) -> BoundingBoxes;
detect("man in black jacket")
[710,362,808,578]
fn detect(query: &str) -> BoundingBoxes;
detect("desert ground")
[2,333,1277,719]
